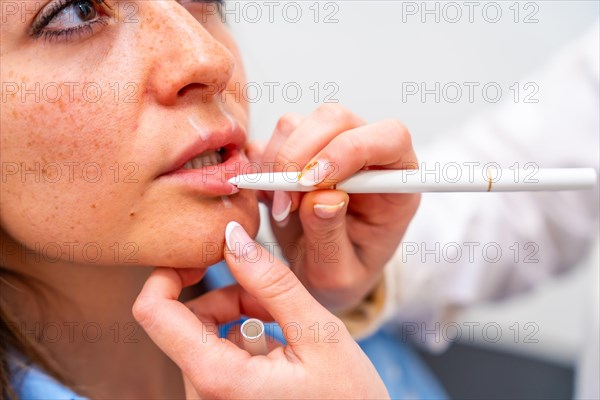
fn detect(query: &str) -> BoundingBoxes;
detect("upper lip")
[160,119,247,176]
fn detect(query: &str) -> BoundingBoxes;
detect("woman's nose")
[145,3,235,106]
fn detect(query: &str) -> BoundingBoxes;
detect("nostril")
[177,82,210,97]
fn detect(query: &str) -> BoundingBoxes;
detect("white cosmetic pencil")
[240,318,267,356]
[228,168,597,193]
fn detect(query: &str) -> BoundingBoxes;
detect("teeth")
[182,149,223,170]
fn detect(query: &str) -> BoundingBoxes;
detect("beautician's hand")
[247,105,420,311]
[132,221,389,399]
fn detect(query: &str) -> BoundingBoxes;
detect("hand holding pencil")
[243,106,596,317]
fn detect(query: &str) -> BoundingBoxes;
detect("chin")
[133,190,260,269]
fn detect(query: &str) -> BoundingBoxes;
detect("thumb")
[223,221,335,345]
[298,190,350,244]
[297,189,371,311]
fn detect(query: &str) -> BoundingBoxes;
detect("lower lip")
[159,150,250,196]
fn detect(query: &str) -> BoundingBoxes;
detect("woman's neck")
[1,234,184,398]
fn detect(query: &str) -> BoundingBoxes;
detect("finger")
[223,221,339,347]
[297,119,417,187]
[262,113,304,222]
[178,268,207,288]
[183,374,201,400]
[271,191,303,228]
[242,141,270,203]
[296,190,373,310]
[246,140,267,165]
[132,268,247,382]
[184,284,273,325]
[297,190,350,246]
[271,189,296,226]
[224,322,283,353]
[271,105,363,218]
[274,104,365,182]
[262,112,304,165]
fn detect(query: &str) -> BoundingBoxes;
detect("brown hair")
[0,267,71,399]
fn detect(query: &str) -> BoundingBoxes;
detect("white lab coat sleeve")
[347,22,600,347]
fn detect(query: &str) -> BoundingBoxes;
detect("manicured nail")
[272,191,292,222]
[225,221,258,259]
[298,159,330,187]
[275,214,290,228]
[314,201,345,219]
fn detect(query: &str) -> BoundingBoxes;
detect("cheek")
[0,67,141,250]
[1,22,258,268]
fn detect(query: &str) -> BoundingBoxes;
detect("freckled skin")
[0,1,259,268]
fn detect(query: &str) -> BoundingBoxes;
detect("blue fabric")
[358,328,447,399]
[205,261,448,399]
[9,354,87,400]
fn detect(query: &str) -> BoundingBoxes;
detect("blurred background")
[226,2,599,398]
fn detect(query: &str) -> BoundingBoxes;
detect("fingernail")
[272,191,292,222]
[313,201,345,219]
[225,221,258,259]
[275,214,290,228]
[298,159,330,187]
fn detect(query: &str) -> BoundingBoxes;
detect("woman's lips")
[158,149,249,196]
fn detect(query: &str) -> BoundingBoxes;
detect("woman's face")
[0,0,259,268]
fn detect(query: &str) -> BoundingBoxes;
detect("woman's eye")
[29,0,110,41]
[46,0,99,30]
